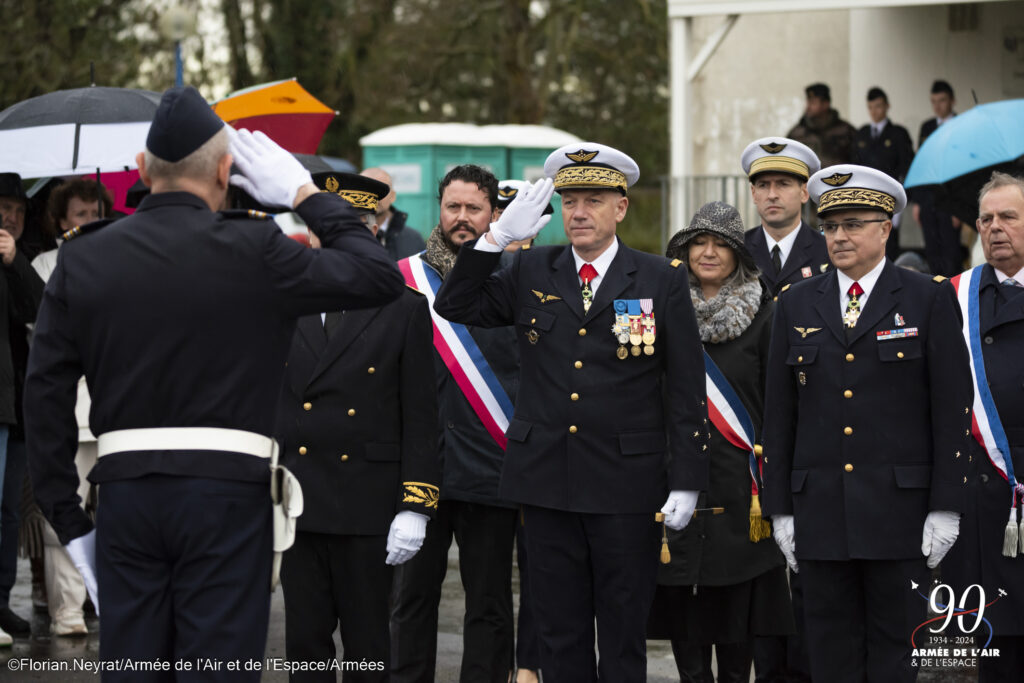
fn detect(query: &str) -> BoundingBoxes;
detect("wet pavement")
[0,550,680,682]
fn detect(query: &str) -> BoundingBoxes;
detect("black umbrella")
[0,87,161,178]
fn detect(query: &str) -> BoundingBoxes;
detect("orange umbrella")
[211,79,337,154]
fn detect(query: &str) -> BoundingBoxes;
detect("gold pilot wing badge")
[566,149,598,163]
[822,172,853,187]
[794,327,822,339]
[531,289,562,304]
[760,142,787,154]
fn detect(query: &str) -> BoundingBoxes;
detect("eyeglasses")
[817,218,888,234]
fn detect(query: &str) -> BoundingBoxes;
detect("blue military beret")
[146,86,224,162]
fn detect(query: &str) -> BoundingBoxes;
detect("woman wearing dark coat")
[648,201,794,683]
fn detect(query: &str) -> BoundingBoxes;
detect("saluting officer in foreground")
[434,144,709,682]
[24,86,404,681]
[761,165,973,683]
[741,137,830,296]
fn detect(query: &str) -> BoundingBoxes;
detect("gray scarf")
[690,279,762,343]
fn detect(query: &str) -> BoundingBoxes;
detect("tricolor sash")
[952,266,1023,556]
[400,253,514,450]
[704,350,769,541]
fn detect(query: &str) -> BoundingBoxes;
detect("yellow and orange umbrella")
[211,79,337,154]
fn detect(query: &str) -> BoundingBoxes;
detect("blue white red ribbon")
[951,267,1021,503]
[704,350,761,495]
[399,253,515,450]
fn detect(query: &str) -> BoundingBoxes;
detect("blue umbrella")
[905,98,1024,188]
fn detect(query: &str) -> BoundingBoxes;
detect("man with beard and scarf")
[391,164,520,682]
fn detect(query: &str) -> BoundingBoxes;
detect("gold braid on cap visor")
[817,188,895,215]
[749,156,810,179]
[554,165,628,191]
[334,189,379,212]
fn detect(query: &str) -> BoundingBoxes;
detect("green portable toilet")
[360,123,582,245]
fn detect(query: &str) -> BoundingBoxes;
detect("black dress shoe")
[0,606,30,637]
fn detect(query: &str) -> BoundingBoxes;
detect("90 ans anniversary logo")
[910,581,1004,669]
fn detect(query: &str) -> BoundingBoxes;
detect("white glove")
[660,490,699,531]
[65,529,99,615]
[486,178,554,249]
[385,511,429,566]
[228,129,313,209]
[922,510,960,569]
[772,514,799,573]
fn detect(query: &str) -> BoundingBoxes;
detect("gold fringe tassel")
[749,494,772,543]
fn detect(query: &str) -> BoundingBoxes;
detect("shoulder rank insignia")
[820,263,830,273]
[760,142,787,154]
[780,284,791,293]
[566,149,598,163]
[532,289,561,304]
[669,258,682,268]
[822,172,853,187]
[521,242,531,250]
[794,326,822,339]
[219,209,273,220]
[61,217,117,242]
[933,275,948,283]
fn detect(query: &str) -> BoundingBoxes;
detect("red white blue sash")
[951,267,1020,501]
[704,351,762,496]
[399,253,514,450]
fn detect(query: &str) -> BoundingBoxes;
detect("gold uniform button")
[844,426,853,435]
[340,454,349,462]
[303,402,312,411]
[845,353,855,362]
[531,318,536,324]
[897,352,905,359]
[578,328,587,337]
[843,389,853,398]
[797,355,804,363]
[298,446,307,455]
[569,425,578,434]
[574,361,583,369]
[367,367,375,374]
[844,463,854,473]
[570,393,579,401]
[347,408,356,416]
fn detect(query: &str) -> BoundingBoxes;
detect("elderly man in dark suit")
[276,172,439,680]
[943,172,1024,682]
[434,143,709,682]
[741,137,830,297]
[762,164,974,682]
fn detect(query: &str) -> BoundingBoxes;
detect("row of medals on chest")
[525,294,656,359]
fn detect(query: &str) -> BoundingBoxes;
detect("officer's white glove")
[772,514,799,574]
[922,510,960,569]
[228,129,314,210]
[65,529,99,615]
[486,178,555,249]
[385,511,429,566]
[660,490,699,531]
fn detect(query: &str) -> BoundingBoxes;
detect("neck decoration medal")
[628,299,643,356]
[612,300,630,359]
[640,298,656,355]
[844,292,861,328]
[582,276,594,314]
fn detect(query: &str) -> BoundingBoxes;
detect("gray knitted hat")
[666,201,757,272]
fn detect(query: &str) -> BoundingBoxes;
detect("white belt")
[97,427,278,459]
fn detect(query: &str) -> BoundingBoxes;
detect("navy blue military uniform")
[943,266,1024,680]
[277,288,438,681]
[25,189,404,680]
[744,222,830,296]
[434,238,709,681]
[762,261,973,682]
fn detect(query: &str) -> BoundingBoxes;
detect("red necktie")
[580,264,598,313]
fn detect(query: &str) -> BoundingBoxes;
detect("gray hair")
[143,127,230,183]
[979,171,1024,205]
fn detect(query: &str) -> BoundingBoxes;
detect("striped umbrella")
[211,79,337,154]
[0,87,162,179]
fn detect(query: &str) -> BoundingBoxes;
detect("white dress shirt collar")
[836,257,887,313]
[994,264,1024,285]
[763,224,801,269]
[572,238,619,296]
